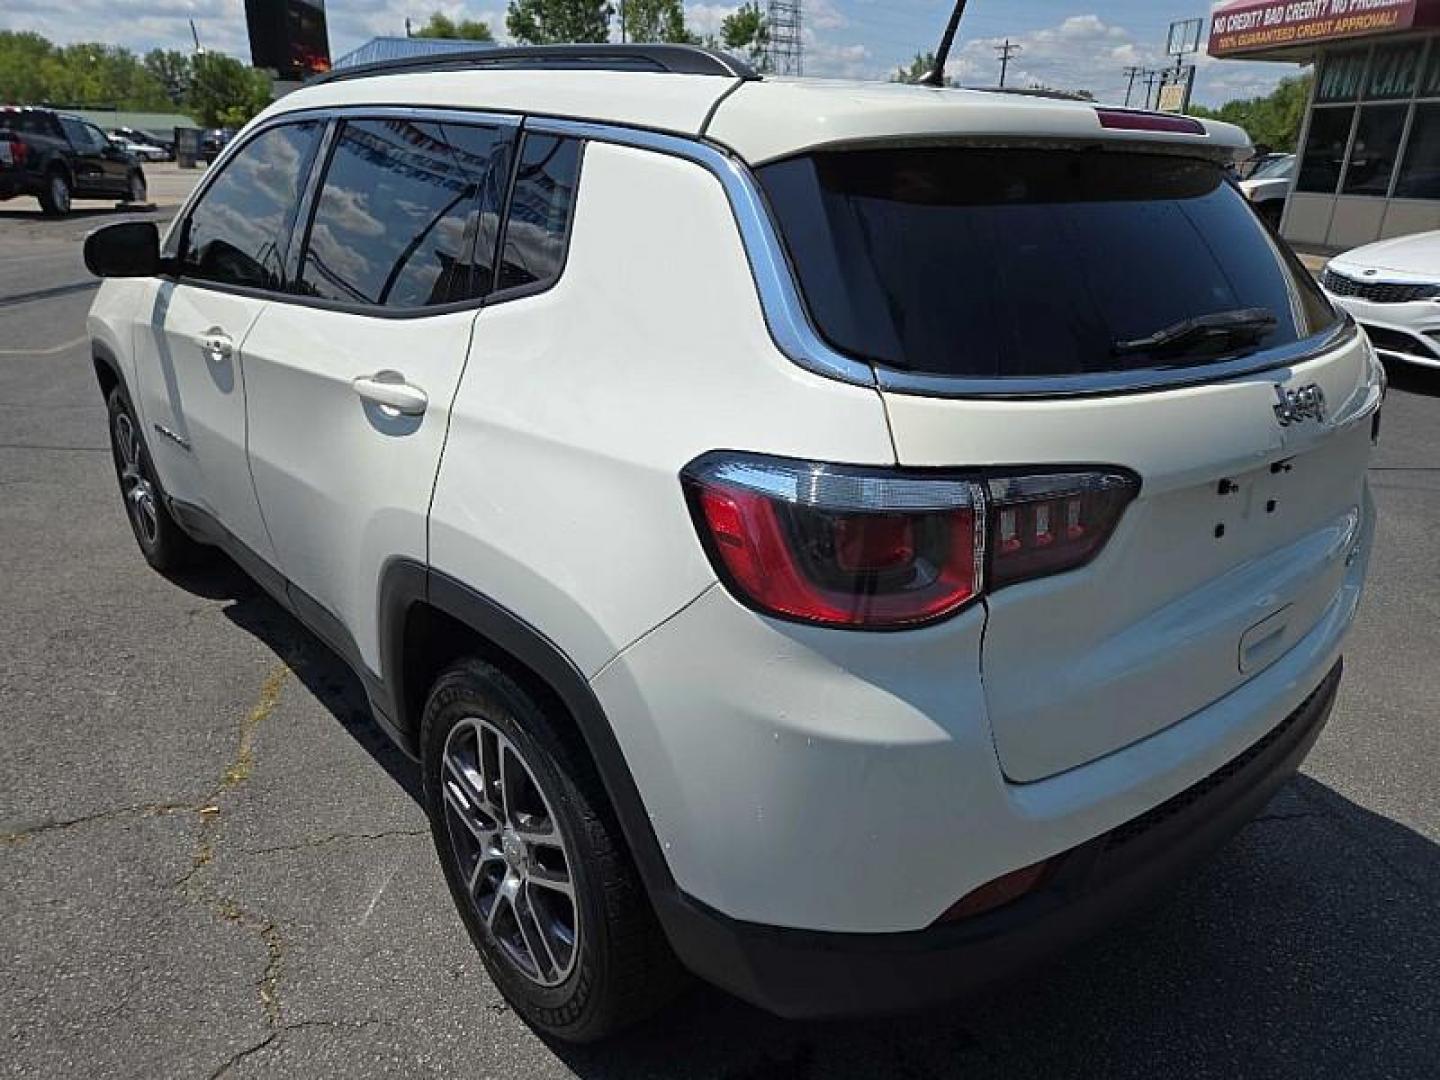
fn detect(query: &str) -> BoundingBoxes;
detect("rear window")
[758,148,1339,380]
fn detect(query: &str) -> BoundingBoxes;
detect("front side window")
[181,121,321,291]
[60,118,95,150]
[297,118,512,308]
[496,134,582,294]
[759,147,1338,381]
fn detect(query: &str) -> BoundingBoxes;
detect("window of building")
[181,121,321,291]
[1395,103,1440,198]
[1367,42,1424,100]
[495,134,583,294]
[1343,105,1408,195]
[1297,107,1356,194]
[1317,49,1369,103]
[297,118,512,309]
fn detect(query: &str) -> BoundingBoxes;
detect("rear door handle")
[199,328,233,361]
[352,371,428,416]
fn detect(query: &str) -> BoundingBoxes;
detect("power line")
[995,38,1020,88]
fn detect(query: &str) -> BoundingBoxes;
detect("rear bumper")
[657,661,1342,1019]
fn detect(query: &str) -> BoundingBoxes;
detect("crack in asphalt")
[177,662,293,1029]
[241,828,428,858]
[207,1018,400,1079]
[1,801,192,844]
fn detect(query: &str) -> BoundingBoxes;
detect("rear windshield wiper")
[1113,308,1277,357]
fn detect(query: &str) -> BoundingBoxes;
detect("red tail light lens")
[683,455,984,629]
[682,454,1139,630]
[987,472,1139,589]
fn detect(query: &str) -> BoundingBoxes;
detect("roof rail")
[311,44,760,86]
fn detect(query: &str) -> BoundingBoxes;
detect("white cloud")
[0,2,1300,106]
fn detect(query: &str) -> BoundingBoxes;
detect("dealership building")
[1210,0,1440,247]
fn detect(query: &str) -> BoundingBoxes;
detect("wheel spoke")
[515,886,561,978]
[441,716,581,988]
[525,861,574,900]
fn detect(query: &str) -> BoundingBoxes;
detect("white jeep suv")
[83,45,1382,1042]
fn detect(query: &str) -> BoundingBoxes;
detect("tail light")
[682,453,1138,630]
[1,134,26,167]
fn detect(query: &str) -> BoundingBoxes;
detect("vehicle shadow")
[546,774,1438,1079]
[163,556,1438,1079]
[0,205,141,221]
[163,553,423,803]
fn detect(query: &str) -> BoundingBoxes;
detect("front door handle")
[353,371,428,416]
[199,328,233,361]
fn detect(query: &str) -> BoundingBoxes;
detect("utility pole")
[995,38,1020,88]
[1123,65,1143,107]
[404,17,412,37]
[189,18,203,53]
[1141,68,1160,109]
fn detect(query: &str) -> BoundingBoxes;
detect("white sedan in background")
[1323,230,1440,370]
[1239,153,1294,229]
[108,136,169,163]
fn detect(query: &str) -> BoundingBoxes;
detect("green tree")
[145,49,193,105]
[0,31,56,104]
[507,0,612,44]
[188,52,272,128]
[1188,72,1313,152]
[720,1,768,69]
[621,0,697,43]
[890,51,954,86]
[413,11,495,41]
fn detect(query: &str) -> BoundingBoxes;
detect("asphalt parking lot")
[1,165,1438,1078]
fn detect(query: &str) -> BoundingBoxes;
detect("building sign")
[245,0,332,80]
[1209,0,1418,57]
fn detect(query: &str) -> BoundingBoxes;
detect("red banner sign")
[1209,0,1417,56]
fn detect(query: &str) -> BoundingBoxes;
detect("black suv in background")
[0,106,147,216]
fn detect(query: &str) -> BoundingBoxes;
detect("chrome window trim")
[181,106,1356,397]
[524,115,878,389]
[524,116,1359,399]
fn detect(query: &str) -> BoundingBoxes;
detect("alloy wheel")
[441,718,580,987]
[113,411,159,547]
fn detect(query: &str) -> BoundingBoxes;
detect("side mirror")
[84,220,161,278]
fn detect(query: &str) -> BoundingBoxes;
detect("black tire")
[421,658,683,1042]
[1258,200,1284,231]
[38,169,71,217]
[126,170,147,205]
[106,386,203,572]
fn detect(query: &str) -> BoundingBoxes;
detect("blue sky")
[1,1,1301,107]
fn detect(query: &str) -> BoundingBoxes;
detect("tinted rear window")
[758,148,1338,380]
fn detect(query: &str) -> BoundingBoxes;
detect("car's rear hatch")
[755,131,1381,782]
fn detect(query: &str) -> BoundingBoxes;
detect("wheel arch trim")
[379,561,683,907]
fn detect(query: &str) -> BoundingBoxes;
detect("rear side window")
[759,148,1339,380]
[1,111,57,136]
[496,133,582,294]
[182,121,321,291]
[297,118,513,308]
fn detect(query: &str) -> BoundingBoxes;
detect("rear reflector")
[935,860,1051,923]
[1096,108,1205,135]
